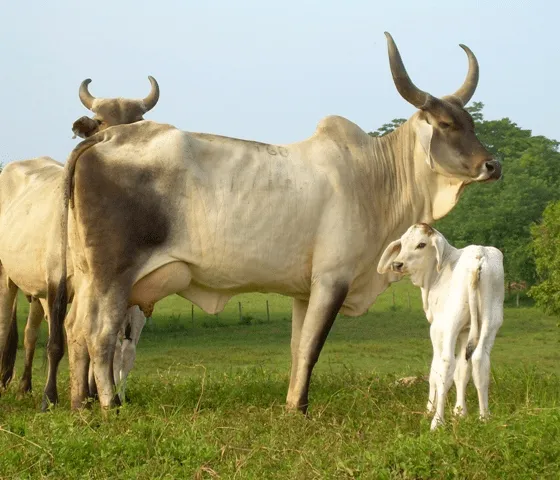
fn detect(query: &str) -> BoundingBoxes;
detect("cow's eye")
[439,121,451,130]
[416,242,426,249]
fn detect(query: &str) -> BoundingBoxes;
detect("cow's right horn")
[78,79,95,110]
[385,32,434,110]
[142,76,160,112]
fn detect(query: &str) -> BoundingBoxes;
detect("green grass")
[1,280,559,478]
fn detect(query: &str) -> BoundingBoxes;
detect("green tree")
[529,200,560,316]
[368,118,406,137]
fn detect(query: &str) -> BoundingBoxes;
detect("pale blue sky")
[1,1,558,164]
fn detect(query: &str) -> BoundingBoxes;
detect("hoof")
[453,405,467,417]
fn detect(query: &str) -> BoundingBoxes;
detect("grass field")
[0,280,559,479]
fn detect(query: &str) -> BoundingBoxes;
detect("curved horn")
[448,44,479,106]
[384,32,434,109]
[142,76,160,112]
[78,79,95,110]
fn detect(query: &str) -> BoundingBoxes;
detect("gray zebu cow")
[52,33,501,413]
[0,78,158,404]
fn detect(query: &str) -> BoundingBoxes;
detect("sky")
[1,1,559,164]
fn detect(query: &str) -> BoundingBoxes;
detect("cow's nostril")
[392,262,404,270]
[485,161,495,173]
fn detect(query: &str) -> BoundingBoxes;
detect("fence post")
[516,292,520,308]
[266,300,270,322]
[238,301,243,322]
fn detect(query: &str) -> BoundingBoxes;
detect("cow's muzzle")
[391,262,404,273]
[484,159,502,181]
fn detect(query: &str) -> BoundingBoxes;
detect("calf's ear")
[431,234,446,272]
[377,239,402,274]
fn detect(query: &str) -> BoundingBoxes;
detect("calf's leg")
[453,330,472,416]
[471,321,500,420]
[430,327,458,430]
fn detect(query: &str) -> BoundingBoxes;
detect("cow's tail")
[49,136,104,362]
[0,296,19,388]
[465,255,484,361]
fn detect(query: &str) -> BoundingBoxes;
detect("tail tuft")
[47,277,67,364]
[465,341,475,361]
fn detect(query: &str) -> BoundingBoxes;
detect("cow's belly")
[0,219,48,297]
[0,254,47,297]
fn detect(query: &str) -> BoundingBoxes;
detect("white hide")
[378,224,504,430]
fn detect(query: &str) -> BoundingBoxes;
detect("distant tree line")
[369,102,560,314]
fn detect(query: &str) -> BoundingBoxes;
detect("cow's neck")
[369,120,466,232]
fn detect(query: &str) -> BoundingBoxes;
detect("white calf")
[378,223,504,430]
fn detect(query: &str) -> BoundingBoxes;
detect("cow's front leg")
[286,278,348,413]
[18,299,45,395]
[287,298,308,401]
[0,273,18,391]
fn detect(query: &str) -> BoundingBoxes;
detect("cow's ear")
[431,233,446,272]
[377,239,402,274]
[415,117,435,170]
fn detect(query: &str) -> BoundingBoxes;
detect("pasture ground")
[0,280,559,479]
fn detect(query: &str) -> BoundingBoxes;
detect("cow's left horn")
[142,76,160,112]
[78,79,95,110]
[385,32,434,110]
[448,44,479,106]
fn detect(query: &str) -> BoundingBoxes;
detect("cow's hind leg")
[18,298,45,395]
[65,301,92,410]
[286,278,348,413]
[88,295,128,413]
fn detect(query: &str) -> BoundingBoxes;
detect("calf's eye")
[439,122,451,129]
[416,243,426,249]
